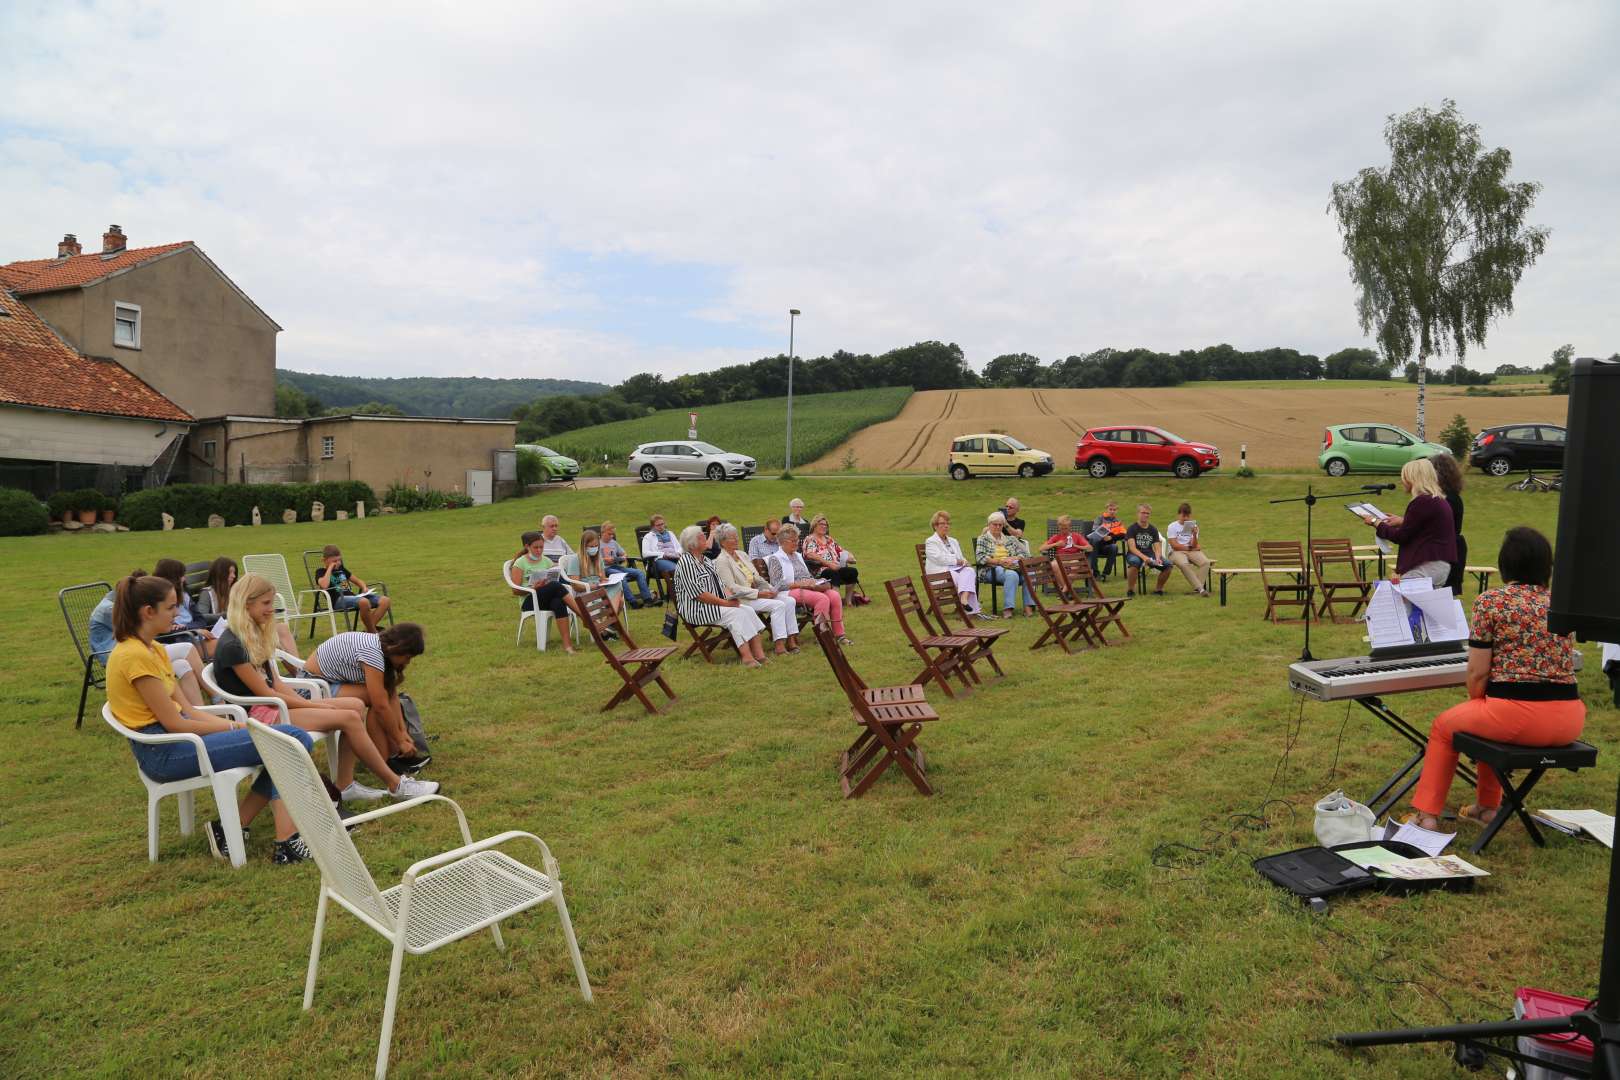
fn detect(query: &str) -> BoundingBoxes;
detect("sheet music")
[1393,577,1432,595]
[1364,581,1415,647]
[1345,501,1389,522]
[1403,587,1468,642]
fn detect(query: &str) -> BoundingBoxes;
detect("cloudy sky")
[2,1,1615,381]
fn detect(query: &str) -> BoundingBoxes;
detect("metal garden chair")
[60,581,112,728]
[242,553,339,640]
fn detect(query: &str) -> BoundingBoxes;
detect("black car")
[1469,423,1566,476]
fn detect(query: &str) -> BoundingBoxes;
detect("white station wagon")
[628,440,757,482]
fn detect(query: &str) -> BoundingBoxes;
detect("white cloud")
[1,0,1615,380]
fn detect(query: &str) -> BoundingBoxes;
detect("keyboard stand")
[1356,695,1477,817]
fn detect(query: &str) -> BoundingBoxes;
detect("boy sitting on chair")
[317,544,391,632]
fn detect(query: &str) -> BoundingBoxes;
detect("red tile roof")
[0,241,193,294]
[0,289,192,422]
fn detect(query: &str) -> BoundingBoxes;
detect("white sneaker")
[390,775,440,798]
[340,780,389,802]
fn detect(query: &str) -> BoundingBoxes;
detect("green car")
[1318,423,1451,477]
[517,444,580,482]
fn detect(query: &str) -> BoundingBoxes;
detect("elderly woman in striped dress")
[674,524,769,668]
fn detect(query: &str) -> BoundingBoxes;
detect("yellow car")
[947,433,1055,480]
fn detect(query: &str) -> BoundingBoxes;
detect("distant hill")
[278,371,610,419]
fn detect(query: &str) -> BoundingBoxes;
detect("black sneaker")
[272,833,312,865]
[205,819,248,860]
[387,752,432,774]
[335,802,364,833]
[603,627,620,641]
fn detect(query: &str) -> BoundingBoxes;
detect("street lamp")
[785,308,801,474]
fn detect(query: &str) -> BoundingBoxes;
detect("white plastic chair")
[243,553,339,640]
[200,662,342,777]
[103,701,259,868]
[244,717,592,1079]
[502,560,578,651]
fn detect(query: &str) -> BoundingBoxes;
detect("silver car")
[629,440,757,482]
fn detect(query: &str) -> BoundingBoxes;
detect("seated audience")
[562,529,624,637]
[90,570,205,706]
[154,558,215,658]
[601,521,654,608]
[712,523,798,655]
[925,510,981,615]
[785,498,811,536]
[674,525,769,668]
[196,556,299,655]
[304,623,431,776]
[1039,514,1092,581]
[317,543,392,633]
[1165,502,1211,596]
[509,530,577,654]
[539,514,574,562]
[1087,500,1126,578]
[998,496,1026,539]
[768,524,849,645]
[975,511,1031,618]
[1124,503,1172,596]
[748,519,782,560]
[105,571,314,864]
[803,514,866,605]
[641,514,682,581]
[1407,528,1585,832]
[215,573,436,801]
[702,514,725,559]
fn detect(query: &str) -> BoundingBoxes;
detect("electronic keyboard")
[1289,645,1582,702]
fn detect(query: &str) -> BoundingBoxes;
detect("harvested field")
[807,385,1571,472]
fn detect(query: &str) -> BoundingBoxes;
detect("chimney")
[102,225,127,254]
[57,233,82,258]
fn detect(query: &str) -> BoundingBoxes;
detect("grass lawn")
[543,388,913,474]
[2,474,1611,1078]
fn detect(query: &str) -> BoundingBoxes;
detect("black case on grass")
[1253,840,1477,906]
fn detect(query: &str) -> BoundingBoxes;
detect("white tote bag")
[1314,790,1376,847]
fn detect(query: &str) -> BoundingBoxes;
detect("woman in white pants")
[923,510,980,614]
[673,525,769,668]
[711,524,799,655]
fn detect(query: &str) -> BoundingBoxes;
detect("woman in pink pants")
[767,524,849,645]
[1409,527,1585,831]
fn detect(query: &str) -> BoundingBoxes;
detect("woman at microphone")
[1359,458,1455,585]
[1406,527,1585,831]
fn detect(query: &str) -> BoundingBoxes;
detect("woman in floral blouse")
[1408,527,1585,831]
[802,514,867,605]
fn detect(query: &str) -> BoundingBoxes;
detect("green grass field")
[545,387,913,473]
[2,475,1610,1078]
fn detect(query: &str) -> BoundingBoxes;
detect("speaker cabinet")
[1549,357,1620,640]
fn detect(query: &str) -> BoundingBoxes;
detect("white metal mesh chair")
[200,662,342,777]
[243,553,339,640]
[103,701,259,867]
[502,559,578,651]
[244,717,592,1079]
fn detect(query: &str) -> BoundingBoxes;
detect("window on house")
[321,435,335,460]
[113,302,141,348]
[202,440,217,461]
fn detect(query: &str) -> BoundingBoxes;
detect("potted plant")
[47,490,75,524]
[71,488,106,525]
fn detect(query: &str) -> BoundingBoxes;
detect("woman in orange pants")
[1410,527,1585,830]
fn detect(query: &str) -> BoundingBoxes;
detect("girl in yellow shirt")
[106,572,315,865]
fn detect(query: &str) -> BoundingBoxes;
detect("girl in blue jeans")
[105,572,315,865]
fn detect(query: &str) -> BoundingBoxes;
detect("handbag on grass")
[660,603,679,641]
[1314,790,1376,847]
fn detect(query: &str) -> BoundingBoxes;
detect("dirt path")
[809,385,1569,473]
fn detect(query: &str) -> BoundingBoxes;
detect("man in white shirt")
[1164,501,1211,596]
[539,514,574,562]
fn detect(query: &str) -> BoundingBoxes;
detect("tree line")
[511,341,1404,440]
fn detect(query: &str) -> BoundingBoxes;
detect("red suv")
[1074,426,1220,478]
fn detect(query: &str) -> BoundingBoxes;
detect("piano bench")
[1451,733,1599,855]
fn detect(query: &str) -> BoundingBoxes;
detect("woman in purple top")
[1360,458,1456,584]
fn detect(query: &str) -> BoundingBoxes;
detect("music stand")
[1269,483,1393,662]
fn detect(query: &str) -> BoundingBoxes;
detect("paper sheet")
[1338,845,1410,870]
[1387,820,1456,856]
[1402,585,1469,642]
[1536,809,1615,849]
[1378,855,1490,880]
[1346,502,1389,522]
[1365,581,1415,648]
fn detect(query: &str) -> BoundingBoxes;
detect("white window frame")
[113,302,142,349]
[321,435,336,460]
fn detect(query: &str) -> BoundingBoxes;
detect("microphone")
[1362,483,1397,492]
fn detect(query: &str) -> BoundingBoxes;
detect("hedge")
[0,487,50,536]
[121,482,378,531]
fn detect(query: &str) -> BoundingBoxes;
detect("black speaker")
[1549,357,1620,640]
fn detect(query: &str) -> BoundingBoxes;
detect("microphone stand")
[1269,483,1394,662]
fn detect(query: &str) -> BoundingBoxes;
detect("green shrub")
[383,484,475,512]
[62,487,109,513]
[120,481,378,531]
[515,448,545,487]
[1234,466,1257,479]
[0,488,50,536]
[47,490,75,519]
[1438,414,1473,459]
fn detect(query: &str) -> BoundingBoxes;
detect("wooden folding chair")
[811,618,940,798]
[576,588,677,714]
[920,572,1009,679]
[1054,550,1130,643]
[1258,541,1313,622]
[1019,558,1101,653]
[1309,538,1373,623]
[680,615,738,663]
[885,577,979,698]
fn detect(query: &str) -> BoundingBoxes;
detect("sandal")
[1458,804,1498,827]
